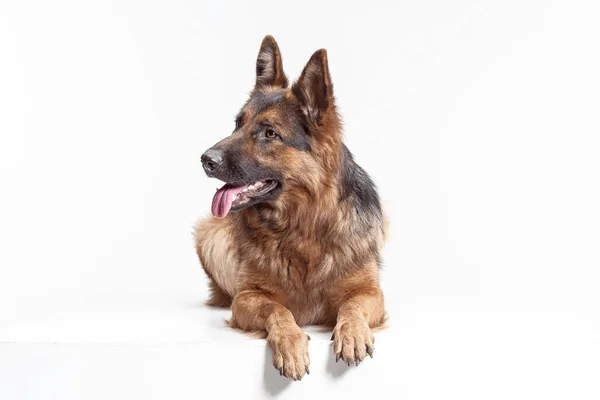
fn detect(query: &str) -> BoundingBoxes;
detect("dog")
[194,36,386,380]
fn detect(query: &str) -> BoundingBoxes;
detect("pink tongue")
[211,183,246,218]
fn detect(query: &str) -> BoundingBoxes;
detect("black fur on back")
[339,145,382,222]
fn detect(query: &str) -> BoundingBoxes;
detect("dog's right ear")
[255,35,288,88]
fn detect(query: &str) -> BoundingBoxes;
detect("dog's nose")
[201,149,224,173]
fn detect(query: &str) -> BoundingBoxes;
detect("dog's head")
[202,36,341,218]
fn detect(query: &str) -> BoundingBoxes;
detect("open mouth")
[211,179,279,218]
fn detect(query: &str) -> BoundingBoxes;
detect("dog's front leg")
[231,290,310,380]
[332,286,385,366]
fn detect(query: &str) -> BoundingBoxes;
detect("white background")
[1,0,599,399]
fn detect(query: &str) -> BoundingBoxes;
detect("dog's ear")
[255,35,288,88]
[292,49,333,123]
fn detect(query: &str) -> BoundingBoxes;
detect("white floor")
[1,289,598,399]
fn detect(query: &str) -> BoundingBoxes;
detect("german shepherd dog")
[195,36,386,380]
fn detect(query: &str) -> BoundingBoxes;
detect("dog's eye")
[265,129,278,139]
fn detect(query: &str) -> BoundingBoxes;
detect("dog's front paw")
[332,317,374,366]
[267,326,310,381]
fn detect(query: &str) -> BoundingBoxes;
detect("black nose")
[201,149,224,173]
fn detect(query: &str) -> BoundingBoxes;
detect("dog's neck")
[239,180,342,238]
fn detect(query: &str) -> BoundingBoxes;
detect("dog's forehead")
[245,89,291,116]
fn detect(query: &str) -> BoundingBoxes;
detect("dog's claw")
[305,366,310,375]
[366,345,374,358]
[330,333,334,340]
[279,368,283,376]
[307,334,311,341]
[355,360,360,366]
[336,353,341,363]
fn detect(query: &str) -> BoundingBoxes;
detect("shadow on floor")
[263,345,291,397]
[325,341,351,379]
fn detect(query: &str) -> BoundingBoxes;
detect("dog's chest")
[269,252,338,324]
[282,275,332,325]
[273,248,335,287]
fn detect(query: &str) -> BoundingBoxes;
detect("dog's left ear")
[255,35,288,88]
[292,49,333,123]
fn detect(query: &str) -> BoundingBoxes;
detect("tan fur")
[194,36,386,380]
[194,217,238,300]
